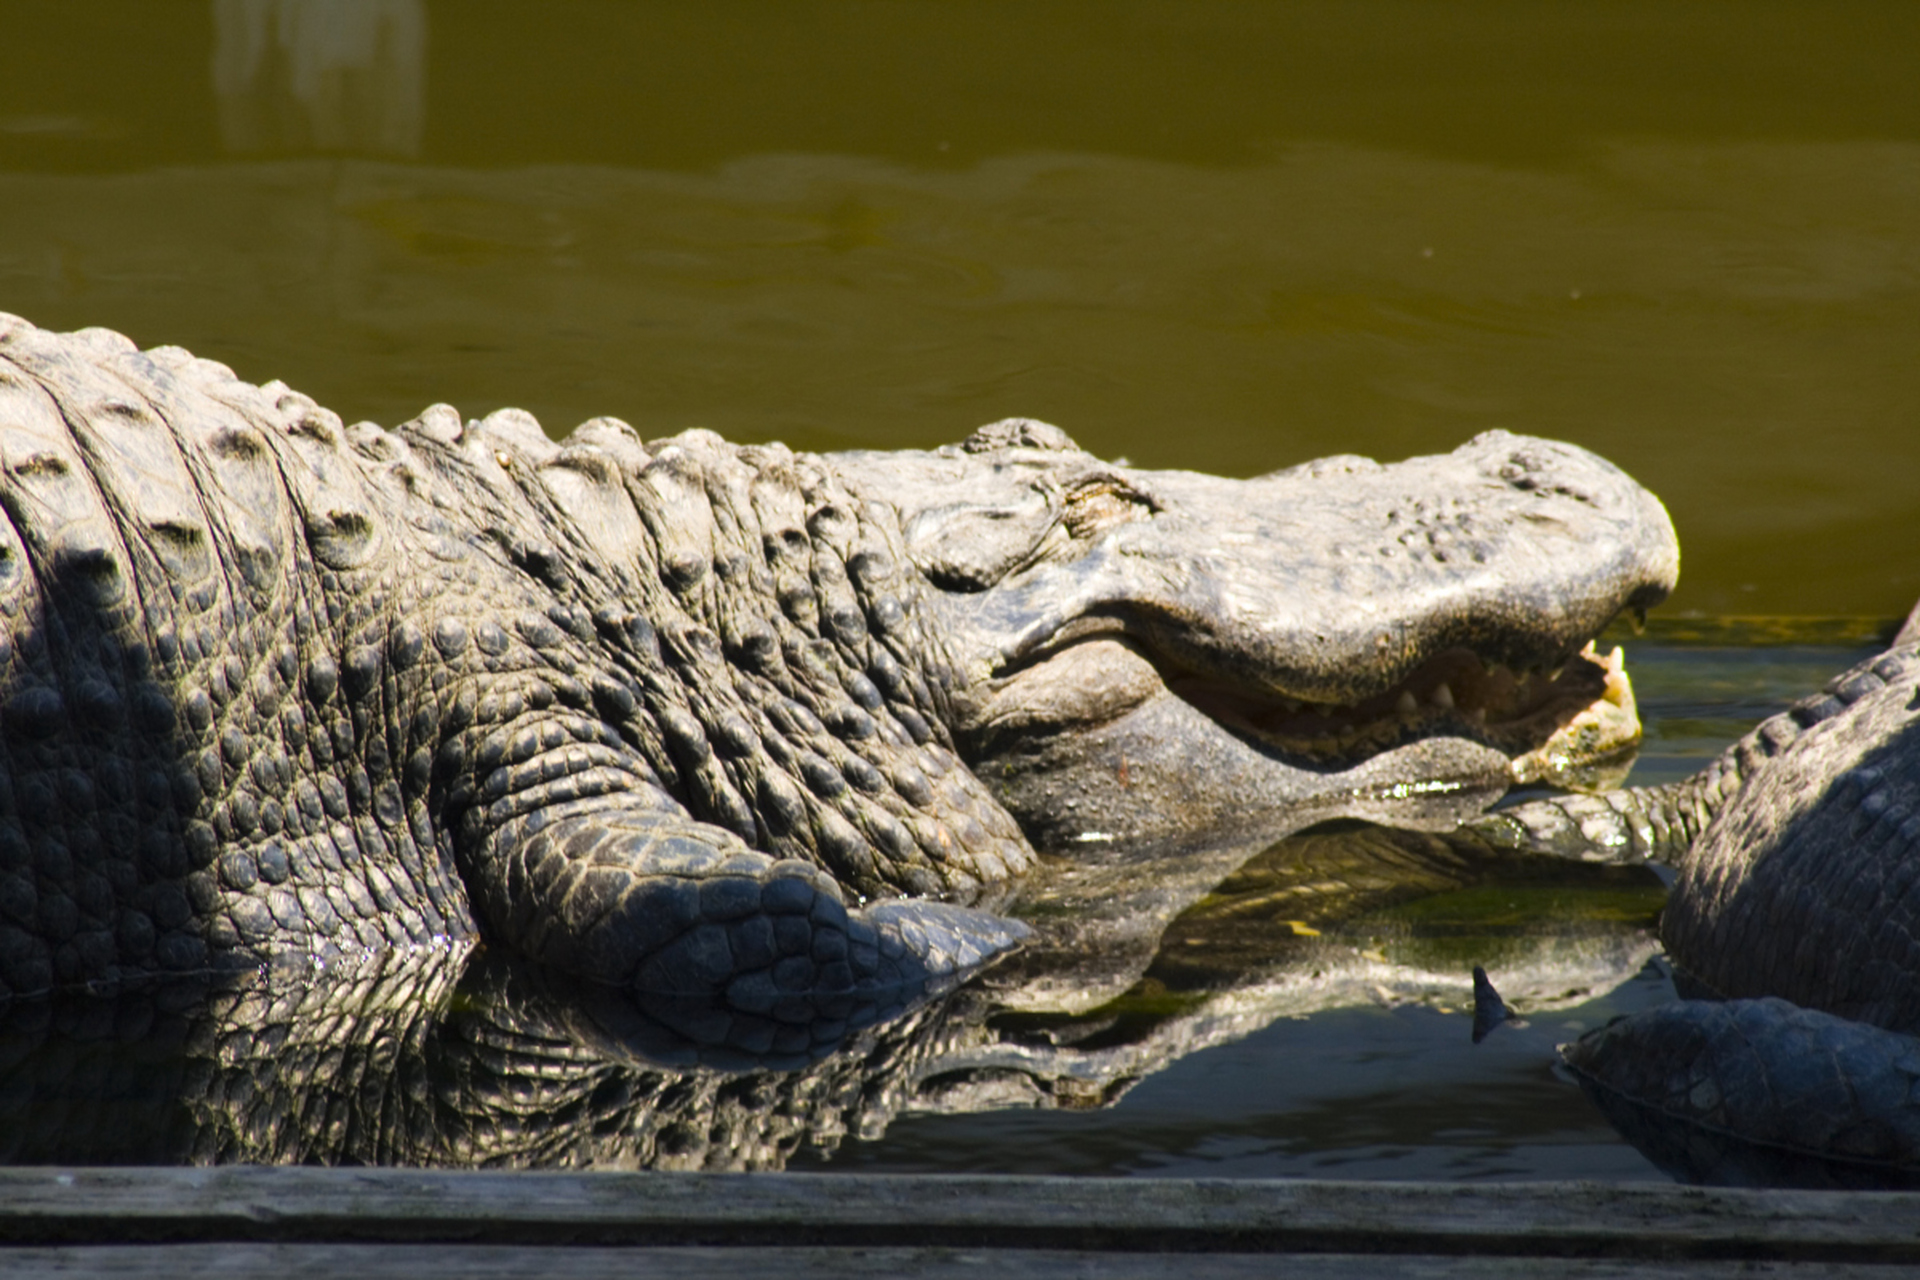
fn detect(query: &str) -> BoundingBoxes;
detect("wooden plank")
[2,1170,1920,1265]
[0,1246,1916,1280]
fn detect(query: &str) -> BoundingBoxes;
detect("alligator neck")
[520,425,1031,898]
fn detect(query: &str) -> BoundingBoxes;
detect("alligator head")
[835,419,1679,849]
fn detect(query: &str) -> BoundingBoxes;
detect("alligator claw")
[868,899,1033,977]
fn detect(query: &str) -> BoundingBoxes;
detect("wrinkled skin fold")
[0,315,1676,1052]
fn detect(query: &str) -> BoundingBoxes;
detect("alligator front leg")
[460,788,1027,1059]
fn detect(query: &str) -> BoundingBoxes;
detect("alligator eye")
[1061,479,1155,540]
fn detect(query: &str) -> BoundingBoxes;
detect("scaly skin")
[1468,610,1920,1186]
[0,319,1027,1054]
[0,315,1678,1050]
[1463,642,1920,866]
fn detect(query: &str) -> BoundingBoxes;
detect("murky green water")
[5,1,1918,617]
[0,3,1913,1178]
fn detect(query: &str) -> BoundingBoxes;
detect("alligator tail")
[1458,641,1920,869]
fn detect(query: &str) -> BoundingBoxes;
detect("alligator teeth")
[1601,645,1631,706]
[1431,681,1455,709]
[1549,663,1565,681]
[1468,706,1487,725]
[1396,691,1418,716]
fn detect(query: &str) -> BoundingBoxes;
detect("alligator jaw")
[967,623,1646,849]
[1507,642,1640,790]
[977,630,1636,758]
[1160,637,1637,766]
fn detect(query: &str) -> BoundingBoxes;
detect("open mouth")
[980,632,1640,786]
[1167,639,1636,775]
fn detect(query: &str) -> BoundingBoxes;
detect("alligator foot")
[464,794,1029,1063]
[626,897,1028,1067]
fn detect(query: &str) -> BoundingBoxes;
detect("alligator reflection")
[0,822,1664,1169]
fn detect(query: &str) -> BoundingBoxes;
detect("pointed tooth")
[1606,645,1625,675]
[1431,681,1455,710]
[1549,663,1565,681]
[1277,697,1301,714]
[1396,690,1419,716]
[1468,706,1487,725]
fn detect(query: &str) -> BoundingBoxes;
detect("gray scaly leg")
[462,786,1026,1060]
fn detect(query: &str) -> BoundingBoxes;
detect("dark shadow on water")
[0,818,1675,1176]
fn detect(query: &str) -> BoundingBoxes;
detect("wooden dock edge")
[2,1168,1919,1266]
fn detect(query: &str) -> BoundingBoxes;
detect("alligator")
[1469,604,1920,1187]
[0,314,1678,1050]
